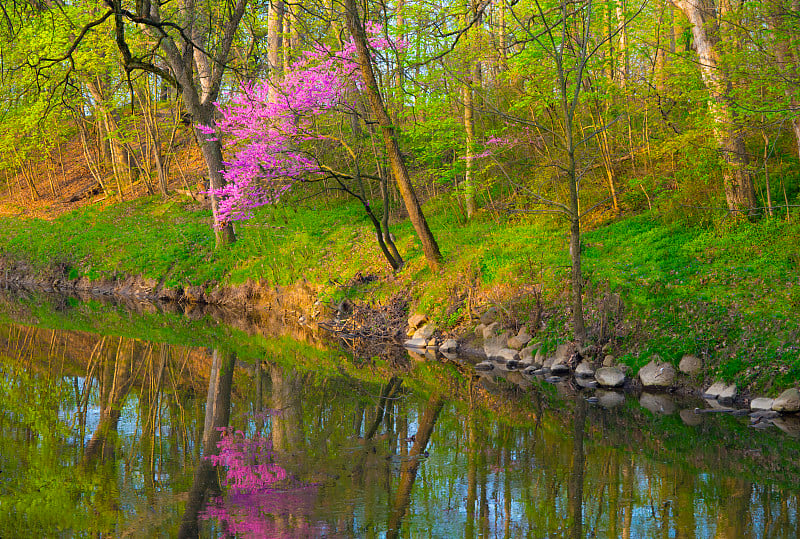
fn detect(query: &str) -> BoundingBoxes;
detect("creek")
[0,290,798,537]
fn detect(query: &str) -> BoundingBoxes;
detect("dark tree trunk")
[343,0,443,271]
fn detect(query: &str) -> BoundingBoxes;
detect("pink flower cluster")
[204,426,288,493]
[204,26,402,225]
[199,414,322,537]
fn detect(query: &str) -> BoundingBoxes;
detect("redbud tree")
[202,26,405,270]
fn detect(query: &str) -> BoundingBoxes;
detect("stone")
[718,383,738,403]
[575,377,598,389]
[474,323,486,337]
[523,366,537,376]
[595,367,625,388]
[772,388,800,413]
[506,360,521,370]
[484,333,508,359]
[494,348,520,362]
[475,361,494,372]
[551,362,571,375]
[550,343,574,373]
[678,354,702,375]
[637,359,677,389]
[597,390,625,408]
[413,323,436,341]
[479,307,499,325]
[575,361,595,378]
[534,349,545,366]
[639,392,676,415]
[508,328,532,350]
[603,355,615,367]
[702,381,727,399]
[542,356,554,369]
[482,322,500,340]
[404,338,427,349]
[439,338,458,353]
[408,313,427,330]
[520,346,535,364]
[750,398,775,411]
[426,338,437,347]
[554,343,573,363]
[680,409,703,426]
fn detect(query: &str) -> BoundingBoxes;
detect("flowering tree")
[204,28,406,270]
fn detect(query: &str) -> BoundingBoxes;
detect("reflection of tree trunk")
[365,377,401,440]
[270,364,304,453]
[84,338,135,462]
[178,349,236,539]
[465,408,477,537]
[568,400,587,538]
[386,395,445,538]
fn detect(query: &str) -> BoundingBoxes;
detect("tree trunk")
[344,0,443,271]
[463,64,478,218]
[670,0,756,214]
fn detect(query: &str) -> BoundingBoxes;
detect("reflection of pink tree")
[200,422,323,537]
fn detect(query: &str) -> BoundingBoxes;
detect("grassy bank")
[0,191,798,393]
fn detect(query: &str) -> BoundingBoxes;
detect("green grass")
[583,213,800,391]
[0,191,798,393]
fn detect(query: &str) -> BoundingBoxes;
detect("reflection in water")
[179,349,236,538]
[1,315,800,537]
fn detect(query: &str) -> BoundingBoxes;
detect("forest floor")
[0,135,799,397]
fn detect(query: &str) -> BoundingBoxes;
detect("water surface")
[1,292,799,537]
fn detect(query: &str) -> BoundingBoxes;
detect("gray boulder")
[520,345,535,364]
[575,361,595,378]
[772,388,800,413]
[750,397,775,411]
[404,338,427,349]
[408,313,427,331]
[702,381,727,399]
[413,323,436,341]
[534,349,545,366]
[550,343,574,373]
[439,338,458,353]
[718,383,738,403]
[595,367,625,387]
[638,359,677,389]
[678,354,702,375]
[603,355,615,367]
[493,348,520,362]
[508,327,532,350]
[482,322,500,340]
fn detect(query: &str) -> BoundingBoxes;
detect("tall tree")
[343,0,444,271]
[668,0,757,214]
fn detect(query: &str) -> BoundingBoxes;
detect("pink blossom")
[203,27,404,225]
